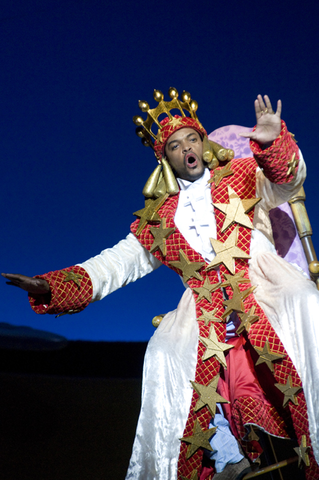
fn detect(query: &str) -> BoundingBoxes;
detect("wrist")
[260,141,273,150]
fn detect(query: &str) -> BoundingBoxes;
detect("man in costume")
[3,89,319,480]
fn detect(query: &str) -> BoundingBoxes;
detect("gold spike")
[203,136,213,163]
[209,140,234,162]
[207,156,219,170]
[190,99,198,116]
[210,140,229,161]
[153,90,164,102]
[142,164,162,198]
[133,115,144,126]
[181,90,191,102]
[227,149,234,160]
[168,87,179,99]
[162,157,179,195]
[138,100,149,112]
[154,176,167,197]
[203,136,219,169]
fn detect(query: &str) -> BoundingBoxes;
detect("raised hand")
[1,273,50,294]
[240,95,282,146]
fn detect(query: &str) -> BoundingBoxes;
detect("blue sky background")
[1,0,319,341]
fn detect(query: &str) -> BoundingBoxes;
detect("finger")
[275,99,282,117]
[2,273,21,285]
[264,95,274,114]
[2,273,21,281]
[254,98,263,118]
[5,282,21,288]
[257,94,266,112]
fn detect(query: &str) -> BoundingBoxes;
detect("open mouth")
[185,152,198,168]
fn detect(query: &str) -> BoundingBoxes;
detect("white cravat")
[175,169,216,263]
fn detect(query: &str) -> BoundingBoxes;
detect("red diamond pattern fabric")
[29,265,93,315]
[232,396,289,460]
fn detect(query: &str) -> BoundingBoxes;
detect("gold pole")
[289,187,319,288]
[242,456,298,479]
[268,436,283,480]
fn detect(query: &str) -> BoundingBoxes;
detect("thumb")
[238,131,256,139]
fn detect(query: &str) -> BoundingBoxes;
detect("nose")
[182,142,192,153]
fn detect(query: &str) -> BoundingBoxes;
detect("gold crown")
[133,87,201,148]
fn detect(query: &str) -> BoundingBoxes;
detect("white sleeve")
[256,149,306,211]
[78,233,162,302]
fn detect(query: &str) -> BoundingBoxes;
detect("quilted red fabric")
[29,265,93,316]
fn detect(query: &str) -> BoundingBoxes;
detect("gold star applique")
[254,339,285,372]
[149,218,175,256]
[180,419,216,459]
[207,227,250,275]
[133,194,168,235]
[275,375,302,408]
[191,374,229,417]
[200,325,234,368]
[236,305,260,334]
[222,285,256,319]
[221,270,250,291]
[62,270,83,289]
[213,185,261,233]
[208,162,234,188]
[169,250,205,282]
[193,277,221,303]
[167,117,183,128]
[157,129,164,143]
[294,435,310,467]
[287,152,299,177]
[198,307,223,326]
[181,470,198,480]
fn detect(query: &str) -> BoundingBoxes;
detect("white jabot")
[175,169,217,263]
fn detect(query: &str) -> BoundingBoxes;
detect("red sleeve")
[250,120,299,184]
[28,265,93,316]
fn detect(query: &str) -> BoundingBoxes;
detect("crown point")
[190,99,198,112]
[135,126,145,138]
[168,87,178,99]
[138,100,149,112]
[153,90,164,102]
[141,138,151,147]
[181,91,191,102]
[133,115,144,126]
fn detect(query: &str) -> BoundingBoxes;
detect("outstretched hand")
[1,273,50,294]
[240,94,282,146]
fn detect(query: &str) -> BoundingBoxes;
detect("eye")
[171,144,179,150]
[190,137,197,142]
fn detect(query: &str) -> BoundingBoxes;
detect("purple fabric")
[269,202,309,275]
[208,125,309,275]
[208,125,253,159]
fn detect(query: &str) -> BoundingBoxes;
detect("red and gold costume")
[28,90,319,479]
[128,122,318,479]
